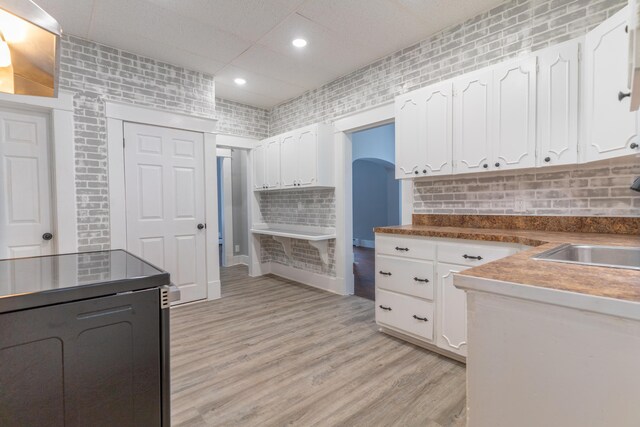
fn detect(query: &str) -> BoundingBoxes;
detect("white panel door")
[537,40,580,167]
[124,122,206,304]
[453,69,493,174]
[264,138,281,189]
[492,57,537,171]
[297,127,317,187]
[280,132,297,188]
[252,142,266,190]
[395,91,424,178]
[436,262,468,357]
[0,108,53,259]
[584,8,640,161]
[422,82,453,175]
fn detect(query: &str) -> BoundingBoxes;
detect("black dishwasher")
[0,250,178,427]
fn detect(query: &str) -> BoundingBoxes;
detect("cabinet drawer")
[438,241,518,267]
[376,289,434,341]
[376,256,434,300]
[376,234,436,260]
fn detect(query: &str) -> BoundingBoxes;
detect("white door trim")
[333,101,412,295]
[0,90,77,254]
[105,101,220,300]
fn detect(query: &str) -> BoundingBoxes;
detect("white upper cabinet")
[265,138,281,189]
[584,7,640,162]
[280,133,297,189]
[297,127,318,186]
[492,56,537,171]
[255,123,334,191]
[453,68,493,174]
[395,90,424,178]
[422,82,453,175]
[395,83,453,179]
[537,39,580,167]
[252,141,267,190]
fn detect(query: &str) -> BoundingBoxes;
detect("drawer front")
[438,241,518,267]
[376,289,434,341]
[376,234,436,260]
[376,256,434,300]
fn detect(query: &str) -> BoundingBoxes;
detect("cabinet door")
[297,127,318,186]
[280,133,297,188]
[422,82,453,175]
[436,263,468,357]
[584,8,640,161]
[395,91,425,178]
[537,40,579,167]
[492,57,537,170]
[453,69,493,173]
[265,138,281,189]
[252,142,266,190]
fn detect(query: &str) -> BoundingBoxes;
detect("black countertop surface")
[0,250,170,313]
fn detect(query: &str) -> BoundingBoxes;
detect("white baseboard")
[353,239,375,249]
[226,254,249,266]
[207,279,221,300]
[263,262,346,295]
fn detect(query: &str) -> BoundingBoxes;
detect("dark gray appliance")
[0,250,178,427]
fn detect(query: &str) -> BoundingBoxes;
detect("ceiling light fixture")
[234,77,246,86]
[292,38,307,48]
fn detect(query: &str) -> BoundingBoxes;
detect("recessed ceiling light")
[234,77,246,86]
[292,38,307,48]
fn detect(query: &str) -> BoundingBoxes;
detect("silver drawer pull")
[379,271,392,276]
[413,315,428,322]
[413,277,429,283]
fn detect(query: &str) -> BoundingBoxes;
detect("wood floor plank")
[171,265,466,426]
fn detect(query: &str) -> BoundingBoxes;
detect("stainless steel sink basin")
[533,244,640,271]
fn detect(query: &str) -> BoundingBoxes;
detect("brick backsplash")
[60,35,216,251]
[258,189,336,227]
[413,157,640,216]
[268,0,626,135]
[216,97,269,139]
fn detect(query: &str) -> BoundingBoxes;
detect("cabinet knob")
[414,170,419,175]
[483,164,488,169]
[618,91,631,102]
[495,162,500,167]
[544,157,551,163]
[631,143,639,149]
[422,169,427,174]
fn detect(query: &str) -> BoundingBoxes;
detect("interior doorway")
[217,147,250,270]
[351,123,400,300]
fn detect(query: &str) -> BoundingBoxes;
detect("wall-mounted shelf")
[251,224,336,264]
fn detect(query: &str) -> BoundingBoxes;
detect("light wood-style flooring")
[170,265,466,427]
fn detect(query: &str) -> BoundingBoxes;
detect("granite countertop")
[374,215,640,305]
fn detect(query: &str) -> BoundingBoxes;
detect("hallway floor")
[353,246,375,300]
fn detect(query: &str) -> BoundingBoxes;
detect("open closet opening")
[351,123,400,300]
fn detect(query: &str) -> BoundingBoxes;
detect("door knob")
[197,223,206,230]
[618,91,631,101]
[42,233,53,241]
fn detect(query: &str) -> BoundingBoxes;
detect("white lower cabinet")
[375,233,521,360]
[436,263,469,357]
[376,289,434,341]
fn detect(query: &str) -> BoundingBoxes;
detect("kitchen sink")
[533,244,640,271]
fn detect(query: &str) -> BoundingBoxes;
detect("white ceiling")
[37,0,505,108]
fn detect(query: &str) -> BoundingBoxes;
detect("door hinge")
[123,137,126,147]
